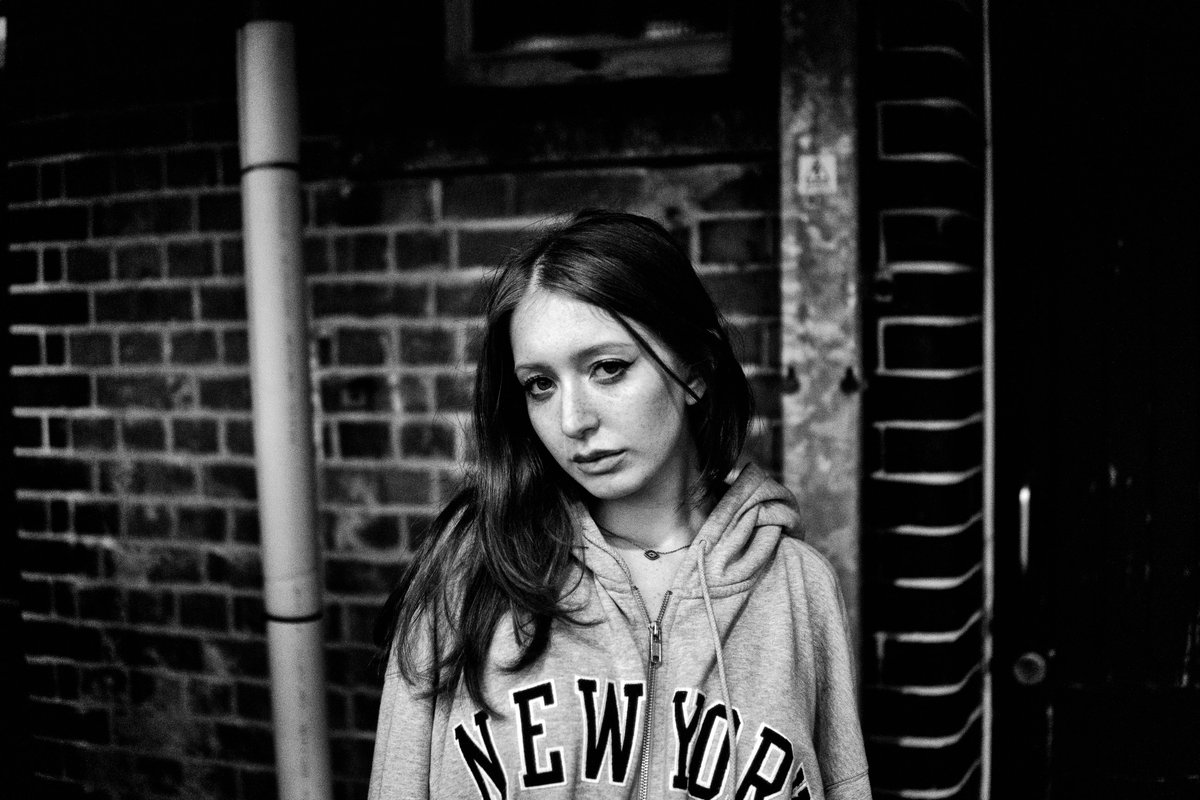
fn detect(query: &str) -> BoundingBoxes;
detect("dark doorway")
[992,3,1200,796]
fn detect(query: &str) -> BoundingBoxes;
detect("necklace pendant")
[644,550,660,561]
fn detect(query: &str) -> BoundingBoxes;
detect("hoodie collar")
[572,463,803,597]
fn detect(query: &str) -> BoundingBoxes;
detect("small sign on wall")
[798,154,838,195]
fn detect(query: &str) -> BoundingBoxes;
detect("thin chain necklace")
[597,524,692,561]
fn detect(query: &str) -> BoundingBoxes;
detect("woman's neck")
[591,460,711,550]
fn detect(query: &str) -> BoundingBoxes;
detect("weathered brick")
[127,589,175,625]
[21,577,53,614]
[11,333,39,366]
[114,631,203,671]
[20,538,99,577]
[312,283,426,318]
[71,418,116,450]
[118,331,164,364]
[224,418,255,455]
[319,376,390,413]
[223,329,249,364]
[47,418,69,448]
[115,243,163,280]
[880,320,982,371]
[177,506,226,542]
[314,180,433,227]
[74,501,119,536]
[399,326,455,364]
[8,290,89,325]
[12,376,90,410]
[137,755,183,794]
[96,375,184,409]
[166,149,219,188]
[457,229,529,268]
[442,174,511,219]
[63,156,112,198]
[23,620,108,662]
[356,515,402,550]
[700,271,779,316]
[338,421,392,458]
[173,418,219,454]
[215,723,274,764]
[325,557,402,595]
[204,464,258,500]
[170,330,219,364]
[434,281,485,317]
[401,375,431,412]
[13,415,41,448]
[167,240,215,278]
[77,586,122,622]
[699,218,775,264]
[198,193,242,231]
[180,592,229,631]
[219,238,245,275]
[304,236,330,274]
[45,334,65,365]
[399,421,455,459]
[16,456,91,490]
[394,231,448,270]
[514,172,644,215]
[336,328,388,365]
[95,288,193,322]
[199,376,251,410]
[42,248,63,281]
[880,421,983,474]
[332,233,389,273]
[10,249,38,284]
[434,374,472,411]
[93,197,192,237]
[9,163,38,202]
[30,701,111,745]
[101,461,195,495]
[880,102,982,162]
[41,163,64,199]
[49,499,70,532]
[121,418,166,451]
[199,286,246,321]
[112,153,164,193]
[65,246,111,283]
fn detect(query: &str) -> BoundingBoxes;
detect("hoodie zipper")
[631,587,671,800]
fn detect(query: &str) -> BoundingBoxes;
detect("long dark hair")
[375,209,754,709]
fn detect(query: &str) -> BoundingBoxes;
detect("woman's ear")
[685,371,707,406]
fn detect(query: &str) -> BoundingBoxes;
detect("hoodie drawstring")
[698,540,738,797]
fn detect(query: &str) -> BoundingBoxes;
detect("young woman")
[369,210,870,800]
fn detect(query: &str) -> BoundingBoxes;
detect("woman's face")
[509,287,703,506]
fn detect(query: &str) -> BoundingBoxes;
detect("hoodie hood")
[572,462,804,597]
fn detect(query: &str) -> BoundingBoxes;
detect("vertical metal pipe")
[981,0,996,794]
[236,15,333,800]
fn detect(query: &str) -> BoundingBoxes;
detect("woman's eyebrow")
[513,341,636,372]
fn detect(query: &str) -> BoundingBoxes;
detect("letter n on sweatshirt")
[575,677,644,784]
[454,710,508,800]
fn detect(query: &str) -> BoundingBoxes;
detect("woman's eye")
[593,360,629,382]
[522,376,554,399]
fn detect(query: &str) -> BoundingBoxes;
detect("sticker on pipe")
[798,154,838,196]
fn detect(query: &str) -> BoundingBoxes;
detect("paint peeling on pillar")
[779,0,862,647]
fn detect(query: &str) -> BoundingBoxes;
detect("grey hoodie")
[368,464,871,800]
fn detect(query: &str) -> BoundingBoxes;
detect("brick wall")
[861,0,987,797]
[8,91,781,798]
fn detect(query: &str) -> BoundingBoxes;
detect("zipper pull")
[649,619,662,665]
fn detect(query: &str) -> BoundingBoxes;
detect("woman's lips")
[572,449,624,474]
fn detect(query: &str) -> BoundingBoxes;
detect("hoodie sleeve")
[367,623,437,800]
[803,547,872,800]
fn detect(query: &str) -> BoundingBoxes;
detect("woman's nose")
[559,383,599,438]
